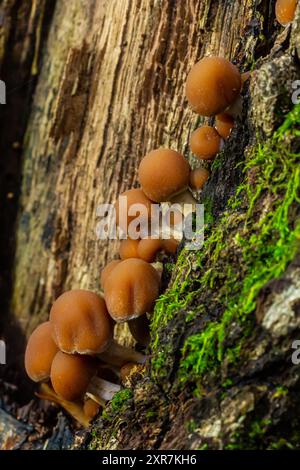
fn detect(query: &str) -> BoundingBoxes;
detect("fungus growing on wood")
[162,238,180,254]
[275,0,297,25]
[189,168,210,191]
[25,322,59,382]
[103,258,160,345]
[119,238,140,260]
[138,148,193,203]
[103,258,160,322]
[50,290,145,366]
[115,188,153,236]
[190,126,223,160]
[186,56,241,116]
[137,238,163,262]
[215,113,234,140]
[50,351,120,403]
[100,260,121,289]
[83,399,101,421]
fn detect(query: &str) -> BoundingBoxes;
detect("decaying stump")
[1,0,300,450]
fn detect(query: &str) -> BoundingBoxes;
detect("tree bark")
[1,0,300,450]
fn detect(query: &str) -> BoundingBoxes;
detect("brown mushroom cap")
[119,239,140,260]
[138,148,191,202]
[215,113,234,140]
[115,188,153,235]
[25,321,59,382]
[186,56,241,116]
[104,258,160,322]
[100,260,121,289]
[190,126,223,160]
[275,0,297,25]
[137,238,163,262]
[50,290,113,355]
[189,168,210,190]
[50,351,97,401]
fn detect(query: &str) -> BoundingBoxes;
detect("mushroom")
[189,168,210,191]
[115,188,154,237]
[50,290,145,367]
[162,238,180,254]
[50,351,120,404]
[119,238,140,260]
[215,113,234,140]
[25,321,59,382]
[137,238,163,263]
[100,260,121,289]
[186,56,241,116]
[83,399,101,421]
[190,126,223,160]
[138,148,195,205]
[103,258,160,346]
[275,0,297,25]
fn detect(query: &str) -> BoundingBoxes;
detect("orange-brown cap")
[100,260,121,289]
[162,238,180,254]
[103,258,160,322]
[119,239,140,260]
[137,238,163,262]
[275,0,297,25]
[215,113,234,140]
[25,321,59,382]
[186,57,241,116]
[50,351,97,401]
[190,126,223,160]
[115,188,153,235]
[189,168,210,190]
[138,148,191,202]
[50,290,113,355]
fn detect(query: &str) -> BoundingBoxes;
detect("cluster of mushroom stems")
[24,0,297,425]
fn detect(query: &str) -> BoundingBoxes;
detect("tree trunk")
[1,0,300,450]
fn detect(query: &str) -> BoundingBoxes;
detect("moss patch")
[150,104,300,384]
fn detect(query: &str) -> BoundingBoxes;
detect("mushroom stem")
[99,339,146,367]
[128,315,150,347]
[87,376,121,403]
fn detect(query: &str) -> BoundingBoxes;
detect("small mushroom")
[137,238,163,263]
[162,238,180,254]
[50,290,145,367]
[103,258,160,346]
[25,321,59,382]
[138,148,195,204]
[189,168,210,191]
[275,0,297,25]
[119,238,140,260]
[100,260,121,289]
[115,188,154,236]
[50,351,120,404]
[190,126,223,160]
[215,113,234,140]
[186,56,241,116]
[83,399,101,421]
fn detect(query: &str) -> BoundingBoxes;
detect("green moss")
[150,104,300,384]
[101,388,133,421]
